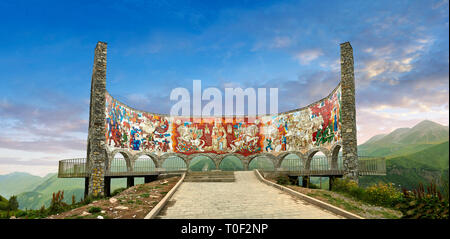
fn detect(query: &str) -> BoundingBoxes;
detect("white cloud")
[271,36,292,48]
[294,49,323,65]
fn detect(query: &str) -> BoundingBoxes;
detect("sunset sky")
[0,0,448,176]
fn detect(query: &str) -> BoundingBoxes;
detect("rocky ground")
[265,177,403,219]
[48,176,180,219]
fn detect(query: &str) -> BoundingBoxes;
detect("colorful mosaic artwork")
[105,86,341,156]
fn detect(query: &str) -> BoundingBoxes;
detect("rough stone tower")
[340,42,359,182]
[86,42,108,196]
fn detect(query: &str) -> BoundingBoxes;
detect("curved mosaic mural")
[105,85,341,156]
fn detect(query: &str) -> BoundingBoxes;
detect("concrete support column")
[86,41,108,196]
[127,177,134,188]
[104,177,111,197]
[329,176,335,191]
[340,42,359,183]
[288,176,299,185]
[84,177,89,199]
[302,176,310,188]
[144,175,158,183]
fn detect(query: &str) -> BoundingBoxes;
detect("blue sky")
[0,0,448,176]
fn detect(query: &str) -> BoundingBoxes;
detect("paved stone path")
[157,171,343,219]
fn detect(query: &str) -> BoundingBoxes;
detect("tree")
[8,195,19,211]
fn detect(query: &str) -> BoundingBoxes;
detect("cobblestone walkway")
[157,171,343,219]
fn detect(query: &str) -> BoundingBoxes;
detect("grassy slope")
[16,174,146,210]
[0,172,46,198]
[360,141,449,190]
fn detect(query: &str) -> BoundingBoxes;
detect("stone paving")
[157,171,344,219]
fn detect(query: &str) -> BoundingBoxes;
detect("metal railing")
[276,155,386,176]
[58,154,386,178]
[358,156,386,175]
[59,158,88,178]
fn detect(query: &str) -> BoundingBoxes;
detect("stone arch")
[218,153,246,169]
[305,147,331,170]
[108,149,133,172]
[187,153,218,170]
[330,143,343,170]
[132,151,160,168]
[159,153,189,169]
[218,153,245,171]
[277,151,306,170]
[247,153,277,171]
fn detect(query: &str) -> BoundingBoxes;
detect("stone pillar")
[340,42,359,182]
[86,41,108,196]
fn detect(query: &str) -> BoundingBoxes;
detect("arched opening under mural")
[189,155,216,171]
[219,155,244,171]
[307,151,329,189]
[133,155,156,172]
[162,155,187,171]
[331,145,342,170]
[248,156,275,171]
[280,153,303,171]
[109,152,130,174]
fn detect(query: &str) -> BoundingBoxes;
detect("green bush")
[396,182,449,219]
[88,206,102,213]
[276,175,290,185]
[332,178,403,208]
[308,183,320,189]
[8,196,19,211]
[365,182,403,207]
[111,187,126,197]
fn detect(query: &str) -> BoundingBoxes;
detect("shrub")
[8,196,19,211]
[276,175,290,185]
[88,206,102,213]
[396,182,449,219]
[365,182,403,207]
[332,178,403,208]
[48,191,69,215]
[111,187,126,197]
[15,210,27,218]
[308,183,320,189]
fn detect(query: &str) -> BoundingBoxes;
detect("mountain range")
[359,120,449,189]
[358,120,448,157]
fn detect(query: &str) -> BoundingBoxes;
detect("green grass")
[360,141,449,190]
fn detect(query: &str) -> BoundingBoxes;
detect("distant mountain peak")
[413,120,446,129]
[363,134,387,144]
[358,119,449,157]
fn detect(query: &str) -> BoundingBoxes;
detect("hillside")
[0,172,46,198]
[360,141,449,190]
[358,120,449,157]
[15,174,145,210]
[0,195,8,210]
